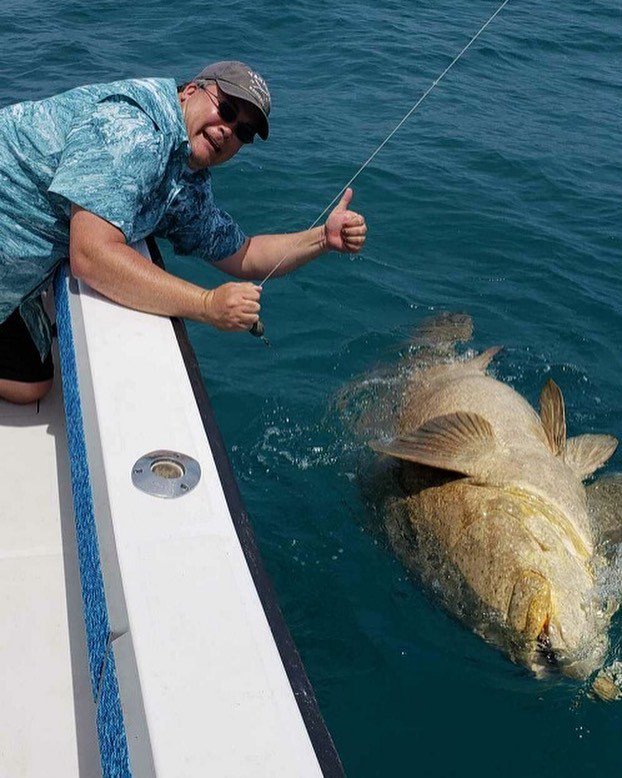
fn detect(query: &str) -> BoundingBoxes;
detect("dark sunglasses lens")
[218,100,238,123]
[235,124,256,144]
[214,96,256,144]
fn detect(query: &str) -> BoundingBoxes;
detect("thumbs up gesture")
[324,188,367,253]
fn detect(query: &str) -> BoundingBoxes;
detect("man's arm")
[216,188,367,280]
[69,205,261,331]
[216,227,326,280]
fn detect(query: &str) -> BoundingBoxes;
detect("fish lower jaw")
[542,626,609,682]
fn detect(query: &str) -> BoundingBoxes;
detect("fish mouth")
[536,620,558,668]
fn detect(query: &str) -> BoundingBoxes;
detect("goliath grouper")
[369,315,622,695]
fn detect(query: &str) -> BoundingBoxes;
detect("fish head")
[434,483,610,682]
[510,567,609,681]
[546,594,611,681]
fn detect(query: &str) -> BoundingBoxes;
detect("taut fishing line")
[251,0,512,338]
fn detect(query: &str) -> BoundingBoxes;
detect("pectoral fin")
[591,662,622,702]
[565,435,618,479]
[369,412,495,477]
[539,380,566,456]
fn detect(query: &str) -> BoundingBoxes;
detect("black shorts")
[0,306,54,383]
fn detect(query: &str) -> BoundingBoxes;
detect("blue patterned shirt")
[0,77,246,358]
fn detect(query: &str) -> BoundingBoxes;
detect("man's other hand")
[204,282,262,331]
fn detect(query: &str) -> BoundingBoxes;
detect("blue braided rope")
[53,264,131,778]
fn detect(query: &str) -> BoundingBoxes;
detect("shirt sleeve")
[48,96,165,241]
[154,171,246,262]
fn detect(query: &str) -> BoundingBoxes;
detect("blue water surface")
[1,1,621,774]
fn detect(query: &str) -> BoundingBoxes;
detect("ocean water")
[2,0,621,774]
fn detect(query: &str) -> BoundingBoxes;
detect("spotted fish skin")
[371,317,619,681]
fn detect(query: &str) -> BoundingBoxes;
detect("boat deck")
[0,359,101,775]
[0,244,342,776]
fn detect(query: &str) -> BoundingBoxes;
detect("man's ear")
[179,82,198,103]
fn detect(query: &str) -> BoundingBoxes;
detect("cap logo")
[246,71,270,110]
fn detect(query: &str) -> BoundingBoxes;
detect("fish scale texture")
[53,264,131,777]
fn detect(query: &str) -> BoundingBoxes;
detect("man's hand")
[324,188,367,254]
[203,282,262,331]
[216,189,367,280]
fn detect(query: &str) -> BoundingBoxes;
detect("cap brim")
[216,80,269,140]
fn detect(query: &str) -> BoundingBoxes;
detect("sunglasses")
[200,87,256,145]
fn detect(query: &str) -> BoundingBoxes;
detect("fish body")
[371,320,618,681]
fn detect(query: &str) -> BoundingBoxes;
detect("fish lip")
[536,626,559,668]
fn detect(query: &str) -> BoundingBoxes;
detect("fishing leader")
[0,60,367,405]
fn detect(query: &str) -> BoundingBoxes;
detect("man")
[0,61,367,405]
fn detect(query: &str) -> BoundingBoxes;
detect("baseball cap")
[194,61,271,140]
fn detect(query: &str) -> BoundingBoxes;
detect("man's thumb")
[336,187,353,210]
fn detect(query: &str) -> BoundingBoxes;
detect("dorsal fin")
[539,380,566,456]
[369,412,495,477]
[565,434,618,479]
[465,346,502,373]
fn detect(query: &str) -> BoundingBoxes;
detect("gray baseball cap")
[194,60,271,140]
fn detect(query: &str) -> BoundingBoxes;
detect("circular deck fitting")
[132,450,201,499]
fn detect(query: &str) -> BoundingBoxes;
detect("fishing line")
[251,0,512,337]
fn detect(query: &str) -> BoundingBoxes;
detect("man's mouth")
[203,131,220,153]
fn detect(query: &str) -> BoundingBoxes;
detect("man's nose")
[219,122,235,141]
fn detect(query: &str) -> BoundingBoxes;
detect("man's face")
[179,81,258,169]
